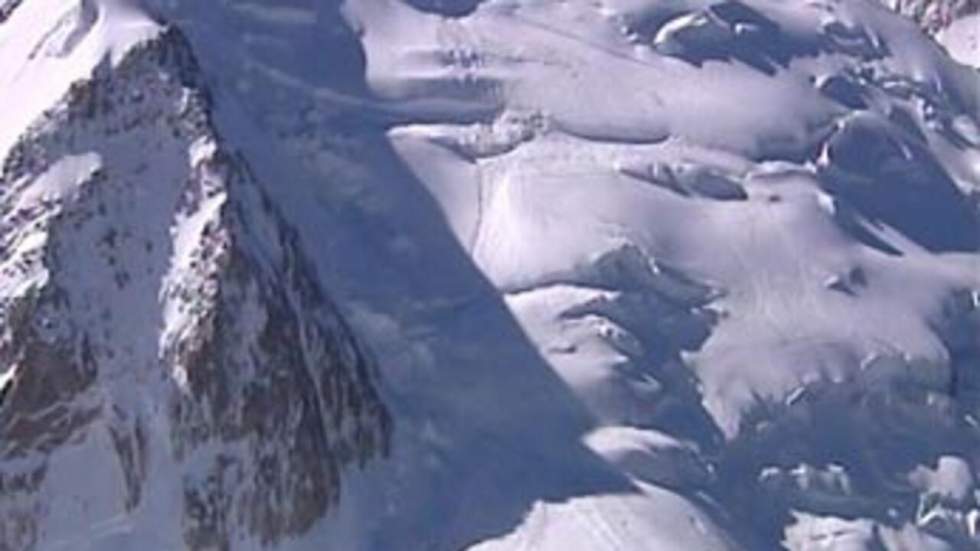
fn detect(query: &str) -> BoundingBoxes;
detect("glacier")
[0,0,979,549]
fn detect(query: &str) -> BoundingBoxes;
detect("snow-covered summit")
[1,0,979,549]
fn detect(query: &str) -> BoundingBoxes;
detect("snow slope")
[0,4,389,549]
[0,0,979,550]
[370,0,980,548]
[881,0,980,67]
[938,12,980,67]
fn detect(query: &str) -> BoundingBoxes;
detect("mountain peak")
[0,21,389,549]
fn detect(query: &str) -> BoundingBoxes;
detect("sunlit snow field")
[1,0,980,549]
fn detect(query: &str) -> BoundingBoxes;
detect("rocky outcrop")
[0,26,390,550]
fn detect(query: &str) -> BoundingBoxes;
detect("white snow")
[1,0,980,549]
[0,0,159,161]
[938,13,980,67]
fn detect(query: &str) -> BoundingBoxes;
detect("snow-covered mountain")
[0,0,979,549]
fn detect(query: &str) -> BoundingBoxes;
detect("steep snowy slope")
[0,3,389,549]
[365,0,980,548]
[1,0,980,550]
[938,11,980,67]
[884,0,977,33]
[881,0,980,66]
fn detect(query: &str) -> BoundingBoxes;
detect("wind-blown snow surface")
[1,0,980,550]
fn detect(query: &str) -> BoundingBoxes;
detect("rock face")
[0,21,389,551]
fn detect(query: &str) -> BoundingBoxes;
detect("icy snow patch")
[0,0,159,161]
[938,13,980,67]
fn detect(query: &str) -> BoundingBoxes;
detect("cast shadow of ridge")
[817,113,979,254]
[337,131,642,550]
[149,3,642,548]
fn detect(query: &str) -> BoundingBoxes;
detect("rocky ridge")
[0,20,390,551]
